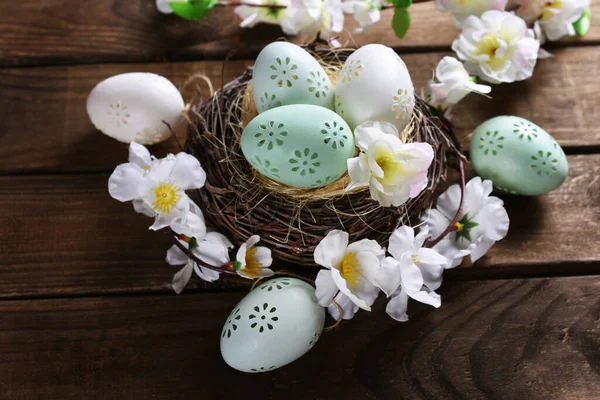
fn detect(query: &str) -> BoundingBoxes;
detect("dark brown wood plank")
[1,0,598,67]
[0,154,598,299]
[1,276,599,399]
[1,46,598,174]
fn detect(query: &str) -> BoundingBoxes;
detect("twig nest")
[185,48,460,268]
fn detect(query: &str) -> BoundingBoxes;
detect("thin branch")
[165,227,239,276]
[424,157,466,248]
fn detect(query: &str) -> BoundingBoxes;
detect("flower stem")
[165,227,239,276]
[424,158,466,248]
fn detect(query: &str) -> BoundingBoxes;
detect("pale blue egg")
[241,104,355,188]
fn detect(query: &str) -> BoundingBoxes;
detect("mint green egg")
[470,116,568,195]
[241,104,355,188]
[252,42,334,113]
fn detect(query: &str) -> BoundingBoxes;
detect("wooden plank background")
[1,0,599,398]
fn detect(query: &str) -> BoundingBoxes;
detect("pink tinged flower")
[280,0,344,40]
[375,226,447,322]
[420,177,510,269]
[108,143,207,230]
[427,56,491,110]
[342,0,381,33]
[346,122,434,207]
[435,0,508,28]
[234,0,289,28]
[314,230,385,319]
[452,10,540,84]
[538,0,590,41]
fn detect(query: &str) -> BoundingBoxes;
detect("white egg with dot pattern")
[86,72,184,144]
[220,278,325,373]
[335,44,414,132]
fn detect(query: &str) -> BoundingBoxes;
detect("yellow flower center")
[375,149,404,186]
[455,221,464,232]
[477,33,502,58]
[411,254,421,265]
[541,0,562,20]
[340,252,361,289]
[151,182,181,215]
[243,247,263,279]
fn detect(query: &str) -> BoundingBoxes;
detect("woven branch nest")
[184,49,462,269]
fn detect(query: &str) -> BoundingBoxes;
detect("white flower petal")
[172,262,194,294]
[194,232,233,267]
[386,289,409,322]
[253,246,273,268]
[166,245,189,266]
[399,256,425,294]
[331,268,370,311]
[194,265,220,282]
[314,230,348,269]
[409,289,441,308]
[315,270,339,307]
[170,153,207,190]
[132,199,156,217]
[108,163,146,202]
[328,293,360,320]
[376,257,402,297]
[128,142,153,168]
[388,226,416,261]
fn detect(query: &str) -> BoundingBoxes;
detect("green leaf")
[390,0,412,8]
[392,7,411,39]
[170,0,218,20]
[573,8,591,36]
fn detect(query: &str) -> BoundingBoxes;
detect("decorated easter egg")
[220,278,326,373]
[252,42,335,113]
[470,116,568,195]
[86,72,184,145]
[335,44,414,132]
[240,104,355,188]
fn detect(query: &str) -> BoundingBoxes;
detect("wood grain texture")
[1,47,599,174]
[1,276,599,399]
[0,155,598,299]
[1,0,598,67]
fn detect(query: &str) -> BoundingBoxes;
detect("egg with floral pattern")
[335,44,415,132]
[240,104,355,188]
[252,42,335,113]
[220,278,326,373]
[86,72,184,144]
[470,116,568,195]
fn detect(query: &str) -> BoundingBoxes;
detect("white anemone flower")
[426,57,492,110]
[375,226,447,321]
[452,10,540,84]
[342,0,381,33]
[234,0,289,28]
[280,0,344,42]
[435,0,507,28]
[314,230,385,317]
[346,122,434,208]
[166,203,234,293]
[108,143,206,230]
[420,177,510,269]
[518,0,590,41]
[234,235,275,279]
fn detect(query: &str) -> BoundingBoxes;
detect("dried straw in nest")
[184,48,462,269]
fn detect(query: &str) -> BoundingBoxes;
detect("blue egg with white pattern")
[252,42,335,113]
[470,116,568,195]
[241,104,355,188]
